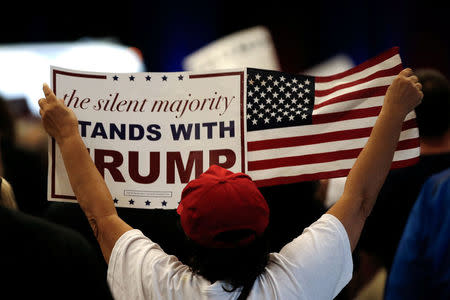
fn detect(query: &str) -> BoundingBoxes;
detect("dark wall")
[1,0,448,77]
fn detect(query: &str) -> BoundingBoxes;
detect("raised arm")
[39,84,132,262]
[327,68,423,251]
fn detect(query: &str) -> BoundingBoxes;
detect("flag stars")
[305,79,311,85]
[247,70,314,131]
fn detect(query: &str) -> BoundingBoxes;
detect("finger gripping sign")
[49,67,247,209]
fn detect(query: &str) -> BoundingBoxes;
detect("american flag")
[246,47,420,187]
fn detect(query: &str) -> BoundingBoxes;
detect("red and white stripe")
[247,47,420,187]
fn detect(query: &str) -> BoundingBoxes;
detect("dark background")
[1,0,448,77]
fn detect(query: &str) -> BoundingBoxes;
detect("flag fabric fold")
[246,47,420,187]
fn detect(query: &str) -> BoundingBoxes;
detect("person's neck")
[420,131,450,155]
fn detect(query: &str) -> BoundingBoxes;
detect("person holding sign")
[38,67,422,300]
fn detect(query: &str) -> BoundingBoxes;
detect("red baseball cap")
[177,165,269,248]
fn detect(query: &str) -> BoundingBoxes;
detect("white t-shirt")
[107,213,353,300]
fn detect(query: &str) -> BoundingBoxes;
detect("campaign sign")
[49,67,246,209]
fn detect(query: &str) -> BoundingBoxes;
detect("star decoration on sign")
[162,75,168,81]
[113,198,119,204]
[145,200,151,206]
[145,75,151,81]
[178,75,184,80]
[161,200,167,207]
[112,75,119,81]
[129,75,135,81]
[129,199,135,205]
[246,68,315,131]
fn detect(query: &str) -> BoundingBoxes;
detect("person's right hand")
[383,68,423,118]
[38,83,79,144]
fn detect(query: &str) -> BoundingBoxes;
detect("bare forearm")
[57,134,132,262]
[327,108,404,249]
[343,107,404,216]
[57,134,116,221]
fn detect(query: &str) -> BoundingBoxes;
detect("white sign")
[183,26,280,71]
[49,67,247,209]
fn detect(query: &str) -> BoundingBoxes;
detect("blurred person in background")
[0,95,47,216]
[0,148,113,299]
[385,167,450,299]
[0,176,18,209]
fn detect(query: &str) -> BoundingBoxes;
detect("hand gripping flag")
[246,47,420,186]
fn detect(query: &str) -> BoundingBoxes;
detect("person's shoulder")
[421,167,450,204]
[1,205,94,251]
[427,167,450,187]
